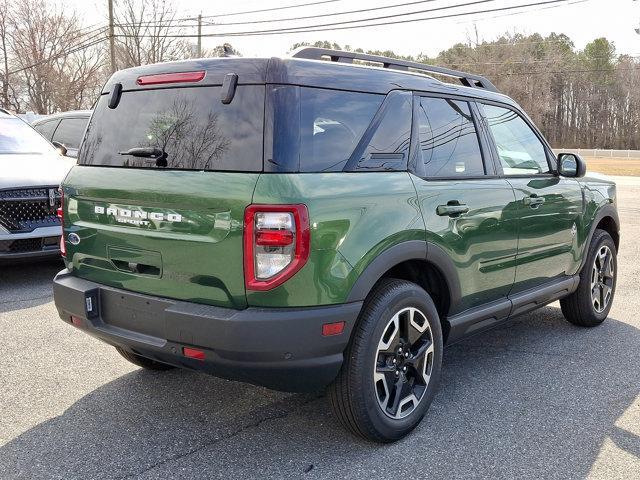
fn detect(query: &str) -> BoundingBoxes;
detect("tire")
[328,278,443,443]
[114,346,175,371]
[560,229,617,327]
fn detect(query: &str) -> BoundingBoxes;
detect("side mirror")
[52,141,67,157]
[557,152,586,178]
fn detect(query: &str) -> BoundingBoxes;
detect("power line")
[113,0,469,29]
[7,31,107,76]
[112,0,575,38]
[494,67,640,76]
[201,0,442,27]
[455,0,589,24]
[114,0,345,27]
[117,0,444,29]
[199,0,344,19]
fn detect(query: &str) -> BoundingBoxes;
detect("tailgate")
[63,166,258,308]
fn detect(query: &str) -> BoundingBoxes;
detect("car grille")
[0,236,59,254]
[0,187,61,233]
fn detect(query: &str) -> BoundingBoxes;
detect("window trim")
[410,92,495,181]
[476,100,558,179]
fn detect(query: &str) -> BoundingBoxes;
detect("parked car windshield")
[0,117,56,155]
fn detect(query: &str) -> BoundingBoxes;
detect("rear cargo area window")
[417,97,484,178]
[79,85,264,171]
[266,86,383,172]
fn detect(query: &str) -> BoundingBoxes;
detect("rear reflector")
[136,71,206,86]
[70,315,83,327]
[322,321,345,337]
[183,347,205,361]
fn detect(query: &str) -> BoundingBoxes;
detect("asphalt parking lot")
[1,177,638,479]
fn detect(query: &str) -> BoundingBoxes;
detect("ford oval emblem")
[68,233,81,245]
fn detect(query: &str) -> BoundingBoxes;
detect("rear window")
[266,86,384,172]
[52,117,88,150]
[33,119,60,140]
[79,85,264,171]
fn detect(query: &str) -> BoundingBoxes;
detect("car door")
[478,102,583,294]
[411,94,519,316]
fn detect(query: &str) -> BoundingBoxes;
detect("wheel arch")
[579,204,620,272]
[346,241,461,342]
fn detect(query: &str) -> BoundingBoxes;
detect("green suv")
[53,48,620,442]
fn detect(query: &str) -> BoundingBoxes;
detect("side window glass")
[418,97,485,178]
[52,117,88,150]
[356,91,411,170]
[34,119,59,140]
[482,104,550,175]
[299,88,383,172]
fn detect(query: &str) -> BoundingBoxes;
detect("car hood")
[0,153,76,189]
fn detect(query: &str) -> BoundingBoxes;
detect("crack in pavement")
[117,394,323,479]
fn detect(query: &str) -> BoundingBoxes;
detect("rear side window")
[417,97,484,178]
[266,86,383,172]
[34,119,59,140]
[80,86,264,171]
[299,88,383,172]
[52,117,88,149]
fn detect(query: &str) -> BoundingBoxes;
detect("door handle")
[436,203,469,217]
[523,195,545,207]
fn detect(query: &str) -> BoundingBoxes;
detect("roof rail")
[291,47,498,93]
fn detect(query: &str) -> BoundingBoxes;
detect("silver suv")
[0,109,75,260]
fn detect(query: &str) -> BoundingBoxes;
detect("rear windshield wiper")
[118,147,168,167]
[118,147,164,158]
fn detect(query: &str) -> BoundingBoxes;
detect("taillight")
[57,188,65,257]
[244,204,310,291]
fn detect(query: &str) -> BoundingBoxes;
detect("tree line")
[1,0,638,149]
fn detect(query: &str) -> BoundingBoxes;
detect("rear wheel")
[115,346,175,371]
[560,229,617,327]
[329,279,443,443]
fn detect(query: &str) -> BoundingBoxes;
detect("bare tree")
[8,0,105,114]
[114,0,191,68]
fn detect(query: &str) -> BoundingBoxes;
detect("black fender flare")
[578,204,620,272]
[345,240,462,312]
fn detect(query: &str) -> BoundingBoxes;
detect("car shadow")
[0,306,638,479]
[0,259,62,313]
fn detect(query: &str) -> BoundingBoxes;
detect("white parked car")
[0,109,75,260]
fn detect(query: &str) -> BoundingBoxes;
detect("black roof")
[102,54,516,107]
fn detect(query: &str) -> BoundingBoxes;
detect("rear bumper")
[52,270,362,392]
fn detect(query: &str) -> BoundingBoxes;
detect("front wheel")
[560,229,617,327]
[328,279,443,443]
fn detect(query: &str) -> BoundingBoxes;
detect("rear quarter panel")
[249,172,424,307]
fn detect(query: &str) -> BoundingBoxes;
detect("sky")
[68,0,640,58]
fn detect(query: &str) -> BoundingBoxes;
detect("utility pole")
[197,14,202,57]
[108,0,116,73]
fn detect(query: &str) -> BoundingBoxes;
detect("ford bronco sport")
[53,48,620,442]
